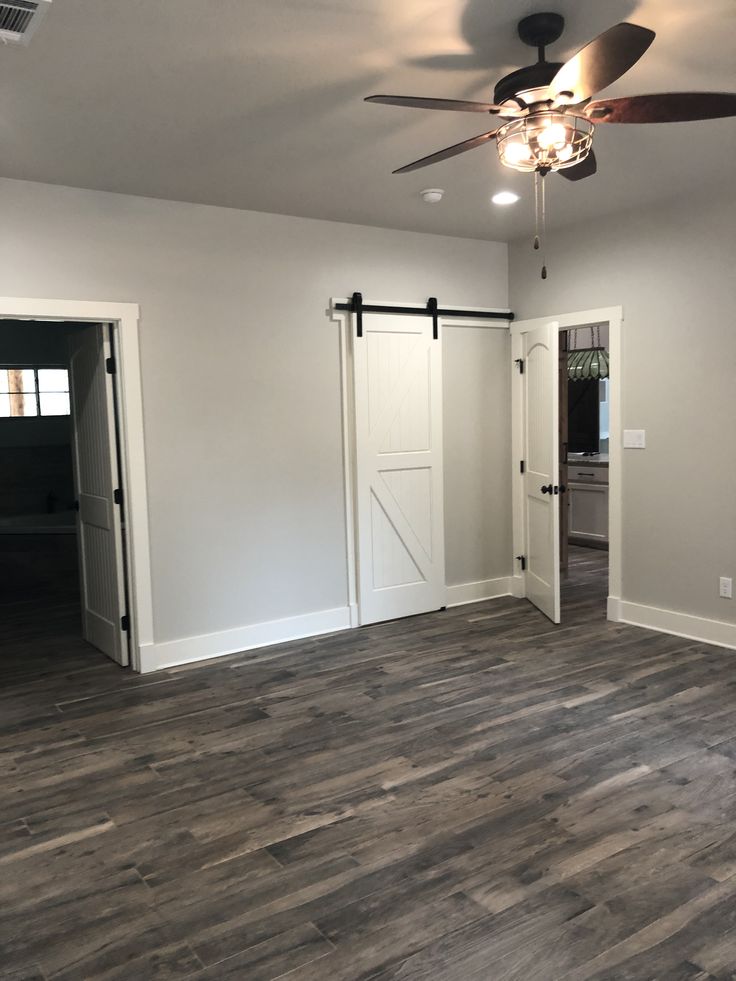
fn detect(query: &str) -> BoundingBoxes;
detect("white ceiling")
[0,0,734,241]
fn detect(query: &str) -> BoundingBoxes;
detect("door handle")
[559,484,567,494]
[541,484,554,495]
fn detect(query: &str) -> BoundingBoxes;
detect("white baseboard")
[607,595,621,621]
[615,598,736,651]
[446,577,512,608]
[140,606,353,673]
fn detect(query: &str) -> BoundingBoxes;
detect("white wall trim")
[616,599,736,652]
[446,577,512,607]
[141,606,352,673]
[510,574,526,599]
[510,305,623,619]
[0,296,153,672]
[330,303,359,627]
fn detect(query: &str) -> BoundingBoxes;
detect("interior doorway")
[0,297,152,673]
[1,319,130,665]
[559,325,610,615]
[510,307,622,626]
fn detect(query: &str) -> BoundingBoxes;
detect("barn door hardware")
[339,295,514,338]
[427,296,439,340]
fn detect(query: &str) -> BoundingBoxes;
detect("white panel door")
[521,320,561,623]
[353,313,445,625]
[69,327,128,665]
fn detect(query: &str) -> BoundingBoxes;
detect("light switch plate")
[623,429,646,449]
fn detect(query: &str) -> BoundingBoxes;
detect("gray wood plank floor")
[2,545,736,980]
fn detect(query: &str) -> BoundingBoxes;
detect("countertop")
[567,454,609,466]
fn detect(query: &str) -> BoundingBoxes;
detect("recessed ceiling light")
[491,191,520,206]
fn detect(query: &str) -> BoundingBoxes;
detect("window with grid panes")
[0,366,70,418]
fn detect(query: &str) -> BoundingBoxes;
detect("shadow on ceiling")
[408,0,641,72]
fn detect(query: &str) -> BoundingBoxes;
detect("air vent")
[0,0,51,45]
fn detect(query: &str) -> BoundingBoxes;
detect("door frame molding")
[0,297,152,671]
[330,298,513,627]
[510,306,623,618]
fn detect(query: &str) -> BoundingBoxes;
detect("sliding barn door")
[519,320,561,623]
[352,313,445,625]
[69,327,128,665]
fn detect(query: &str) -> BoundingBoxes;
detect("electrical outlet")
[720,577,733,599]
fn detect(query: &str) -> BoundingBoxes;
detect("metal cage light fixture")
[567,326,609,381]
[496,112,594,173]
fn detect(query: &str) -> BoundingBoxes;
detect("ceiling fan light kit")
[365,11,736,279]
[496,112,594,174]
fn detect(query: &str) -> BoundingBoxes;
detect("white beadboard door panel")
[69,326,128,665]
[353,313,445,625]
[522,320,561,623]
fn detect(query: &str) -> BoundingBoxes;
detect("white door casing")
[352,313,445,625]
[519,319,561,623]
[69,326,128,665]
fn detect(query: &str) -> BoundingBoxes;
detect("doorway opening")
[510,306,622,627]
[0,319,131,668]
[559,326,610,618]
[0,297,152,674]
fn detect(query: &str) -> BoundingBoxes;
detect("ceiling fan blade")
[365,95,516,115]
[393,129,498,174]
[558,150,597,181]
[585,92,736,123]
[550,23,655,103]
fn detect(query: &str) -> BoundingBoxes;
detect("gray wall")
[0,178,509,644]
[510,194,736,625]
[443,324,511,586]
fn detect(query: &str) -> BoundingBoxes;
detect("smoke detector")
[0,0,51,45]
[420,188,444,204]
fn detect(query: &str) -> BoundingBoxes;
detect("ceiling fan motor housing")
[495,13,566,108]
[493,61,564,107]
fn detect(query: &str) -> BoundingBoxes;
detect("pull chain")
[540,172,547,280]
[532,170,548,279]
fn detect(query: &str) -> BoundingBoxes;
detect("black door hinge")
[520,460,525,474]
[72,499,80,512]
[515,358,524,374]
[121,614,130,632]
[113,488,123,506]
[516,555,527,571]
[106,356,116,374]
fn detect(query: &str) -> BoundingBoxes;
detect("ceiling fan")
[365,12,736,181]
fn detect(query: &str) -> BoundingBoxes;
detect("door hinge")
[105,356,117,375]
[520,460,525,474]
[516,555,527,571]
[514,358,524,374]
[72,499,80,512]
[113,488,123,506]
[121,614,130,632]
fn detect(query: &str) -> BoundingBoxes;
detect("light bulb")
[503,142,532,165]
[537,123,567,150]
[557,144,574,162]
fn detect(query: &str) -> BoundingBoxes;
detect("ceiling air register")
[0,0,51,45]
